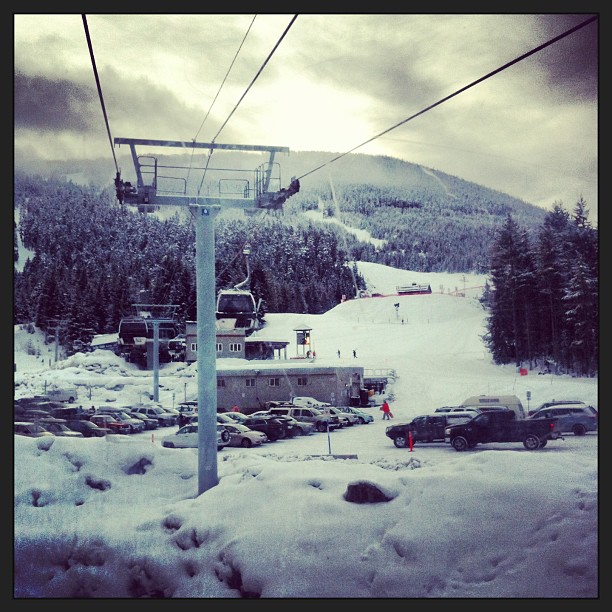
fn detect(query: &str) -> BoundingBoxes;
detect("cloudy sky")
[14,13,598,218]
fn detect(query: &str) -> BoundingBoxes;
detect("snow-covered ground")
[14,264,598,598]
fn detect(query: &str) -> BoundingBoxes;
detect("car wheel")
[523,434,541,450]
[163,441,174,448]
[452,436,469,451]
[241,438,252,448]
[572,424,587,436]
[221,430,230,443]
[316,422,327,432]
[393,435,407,448]
[538,438,548,447]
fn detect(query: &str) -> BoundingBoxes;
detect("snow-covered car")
[38,418,84,438]
[223,423,268,447]
[14,422,55,438]
[161,423,230,450]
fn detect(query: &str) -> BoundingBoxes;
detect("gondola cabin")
[216,289,261,335]
[117,315,180,365]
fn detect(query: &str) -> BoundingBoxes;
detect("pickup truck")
[386,412,476,447]
[444,410,563,451]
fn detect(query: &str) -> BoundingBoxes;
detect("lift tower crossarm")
[113,137,291,210]
[113,137,289,153]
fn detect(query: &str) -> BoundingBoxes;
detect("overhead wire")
[187,15,258,192]
[195,13,298,200]
[209,14,298,145]
[82,14,119,173]
[296,14,598,181]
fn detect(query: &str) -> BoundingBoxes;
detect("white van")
[47,388,78,403]
[461,394,525,419]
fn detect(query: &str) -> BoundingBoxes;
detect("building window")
[229,343,242,352]
[269,377,280,387]
[245,378,255,387]
[217,378,225,388]
[190,343,197,351]
[216,343,222,352]
[297,377,308,386]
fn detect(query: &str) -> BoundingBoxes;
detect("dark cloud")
[14,72,97,133]
[526,14,598,103]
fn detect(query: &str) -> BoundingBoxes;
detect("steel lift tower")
[113,137,298,494]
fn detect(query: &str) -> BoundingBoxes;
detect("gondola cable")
[295,14,597,182]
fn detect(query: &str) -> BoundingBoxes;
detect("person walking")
[337,350,341,358]
[381,400,392,420]
[353,349,357,358]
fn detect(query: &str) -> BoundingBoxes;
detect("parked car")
[261,414,298,437]
[267,406,341,432]
[177,404,198,427]
[95,407,145,433]
[217,413,238,425]
[38,418,85,438]
[89,414,131,434]
[65,419,110,437]
[15,408,51,422]
[50,405,95,420]
[326,407,350,427]
[130,405,177,427]
[223,423,268,447]
[434,406,480,415]
[161,423,231,450]
[128,411,159,430]
[14,422,55,438]
[282,415,316,436]
[341,406,374,424]
[242,416,286,441]
[221,412,249,424]
[527,404,597,436]
[527,400,587,417]
[329,406,359,426]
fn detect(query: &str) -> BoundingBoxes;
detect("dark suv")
[242,416,286,441]
[527,404,597,436]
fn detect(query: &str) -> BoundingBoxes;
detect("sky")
[13,262,599,599]
[13,13,598,221]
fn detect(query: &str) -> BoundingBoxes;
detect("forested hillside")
[13,149,597,375]
[13,173,361,349]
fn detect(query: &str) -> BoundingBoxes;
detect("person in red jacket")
[381,400,392,420]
